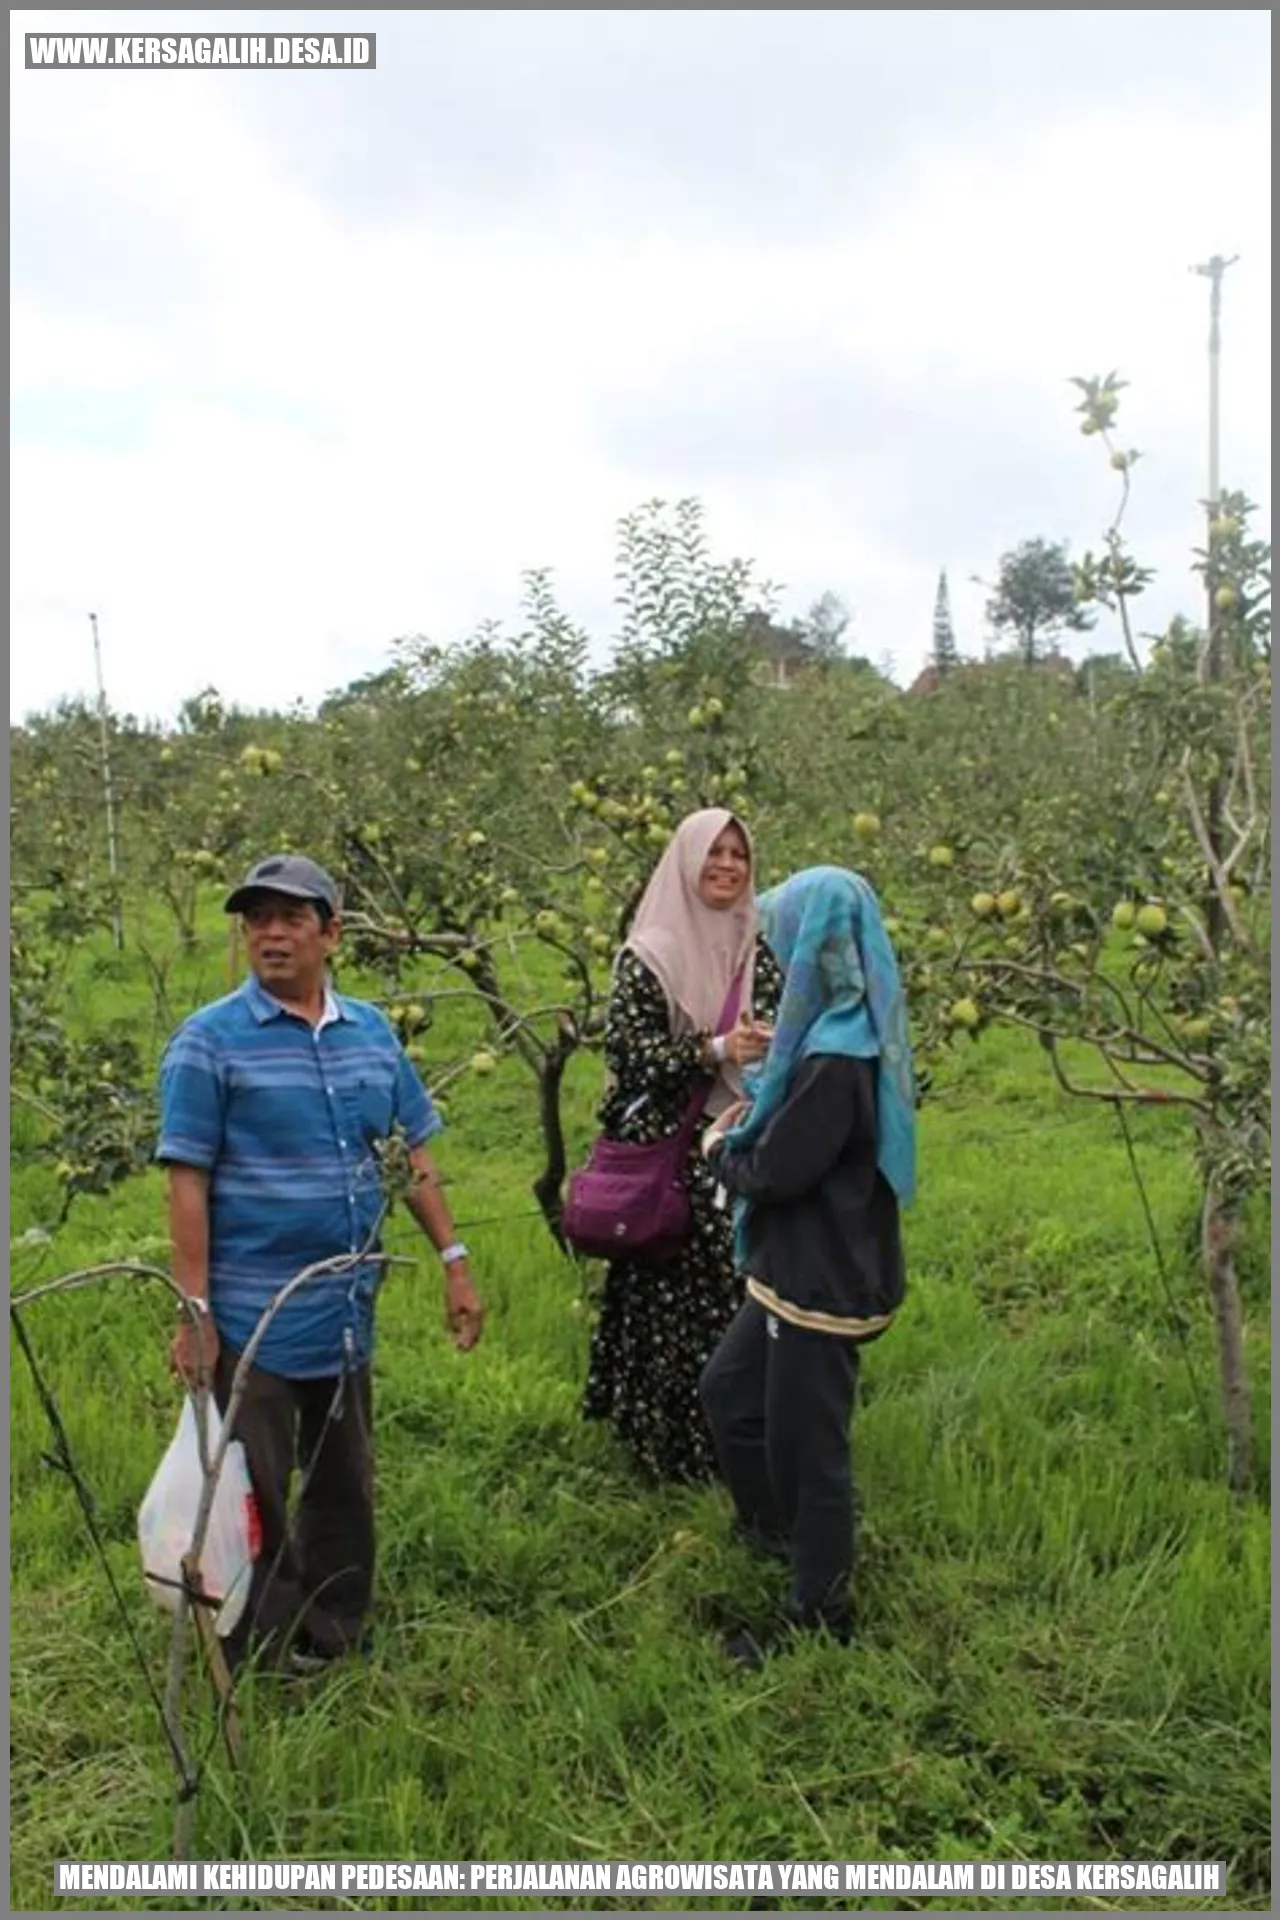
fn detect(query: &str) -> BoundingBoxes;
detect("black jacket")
[709,1054,905,1338]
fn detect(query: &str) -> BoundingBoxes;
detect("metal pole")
[89,612,125,951]
[1192,257,1238,612]
[1190,254,1238,949]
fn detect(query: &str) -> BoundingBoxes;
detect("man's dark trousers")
[214,1345,374,1668]
[700,1298,859,1632]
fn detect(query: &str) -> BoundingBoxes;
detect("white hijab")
[623,808,759,1115]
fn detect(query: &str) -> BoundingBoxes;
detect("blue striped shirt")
[156,975,440,1378]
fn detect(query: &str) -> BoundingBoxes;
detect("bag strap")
[672,963,748,1150]
[716,966,745,1036]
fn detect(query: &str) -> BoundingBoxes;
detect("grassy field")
[9,909,1272,1911]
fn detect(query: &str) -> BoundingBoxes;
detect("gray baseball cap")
[224,854,341,917]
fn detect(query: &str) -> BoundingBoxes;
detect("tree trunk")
[1202,1184,1252,1493]
[160,881,198,953]
[532,1030,574,1250]
[463,942,577,1248]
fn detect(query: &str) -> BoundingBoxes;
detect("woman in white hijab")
[583,808,782,1483]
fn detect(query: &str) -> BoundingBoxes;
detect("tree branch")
[1039,1031,1210,1115]
[1178,756,1254,950]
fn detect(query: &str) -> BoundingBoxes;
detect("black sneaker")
[722,1627,770,1671]
[288,1628,373,1676]
[731,1518,790,1565]
[785,1605,853,1647]
[723,1612,853,1670]
[288,1642,334,1677]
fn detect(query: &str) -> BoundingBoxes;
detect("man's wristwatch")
[439,1242,469,1268]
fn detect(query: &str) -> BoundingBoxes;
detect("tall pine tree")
[932,569,959,673]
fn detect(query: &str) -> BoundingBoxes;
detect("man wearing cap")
[156,853,484,1672]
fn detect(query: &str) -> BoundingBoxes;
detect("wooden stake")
[183,1555,246,1771]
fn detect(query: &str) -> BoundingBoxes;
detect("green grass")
[9,912,1271,1910]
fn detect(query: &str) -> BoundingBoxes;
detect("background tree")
[931,569,959,674]
[796,589,852,662]
[986,536,1096,666]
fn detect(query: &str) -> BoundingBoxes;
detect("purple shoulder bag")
[561,969,745,1265]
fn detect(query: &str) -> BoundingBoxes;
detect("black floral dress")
[582,939,785,1484]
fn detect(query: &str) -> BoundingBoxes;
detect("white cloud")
[10,10,1271,721]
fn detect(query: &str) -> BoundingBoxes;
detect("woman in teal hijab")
[700,866,916,1665]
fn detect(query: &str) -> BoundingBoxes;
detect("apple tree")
[926,374,1270,1490]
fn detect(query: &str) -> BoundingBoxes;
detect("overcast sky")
[10,7,1272,724]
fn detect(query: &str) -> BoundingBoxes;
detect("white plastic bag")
[137,1393,259,1638]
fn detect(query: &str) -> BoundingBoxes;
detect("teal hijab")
[724,866,917,1265]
